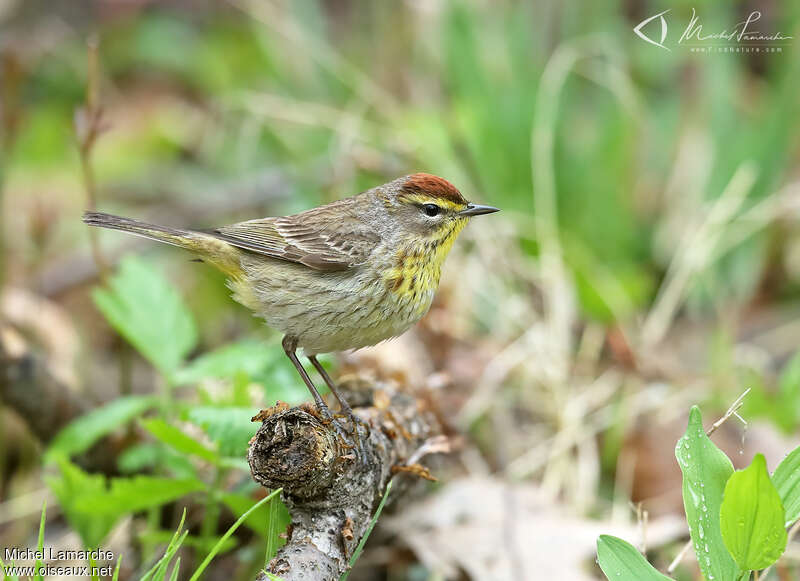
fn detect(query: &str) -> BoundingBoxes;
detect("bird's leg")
[308,355,370,446]
[282,336,333,421]
[282,337,355,455]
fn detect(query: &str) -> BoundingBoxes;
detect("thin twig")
[75,34,109,280]
[667,539,693,574]
[707,388,751,437]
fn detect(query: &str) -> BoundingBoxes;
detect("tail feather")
[82,211,242,275]
[82,212,196,249]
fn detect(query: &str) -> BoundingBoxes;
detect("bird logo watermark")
[633,9,671,51]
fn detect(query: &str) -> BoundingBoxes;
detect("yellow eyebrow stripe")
[398,193,466,211]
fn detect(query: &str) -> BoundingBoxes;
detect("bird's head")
[382,173,498,248]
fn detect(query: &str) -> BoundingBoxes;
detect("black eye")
[423,204,440,217]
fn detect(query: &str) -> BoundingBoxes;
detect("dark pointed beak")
[459,203,500,217]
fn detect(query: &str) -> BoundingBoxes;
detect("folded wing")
[212,202,380,272]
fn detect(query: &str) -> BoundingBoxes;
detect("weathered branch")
[248,378,442,581]
[0,324,128,474]
[0,325,88,443]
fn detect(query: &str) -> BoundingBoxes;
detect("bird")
[83,173,498,443]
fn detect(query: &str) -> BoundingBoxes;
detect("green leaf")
[49,457,204,550]
[675,406,738,581]
[46,460,118,548]
[772,445,800,525]
[46,396,157,462]
[174,340,278,385]
[93,256,197,379]
[187,407,256,457]
[141,418,219,463]
[720,454,787,570]
[596,535,674,581]
[73,476,206,514]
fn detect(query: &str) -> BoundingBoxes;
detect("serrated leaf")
[141,418,219,463]
[174,340,278,385]
[46,460,117,548]
[675,406,738,581]
[117,442,198,479]
[73,476,206,514]
[596,535,674,581]
[187,407,256,457]
[772,445,800,525]
[721,454,787,570]
[93,256,197,378]
[46,396,157,462]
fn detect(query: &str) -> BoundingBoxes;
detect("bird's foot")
[332,411,370,463]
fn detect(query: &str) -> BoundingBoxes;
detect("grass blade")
[141,509,188,581]
[341,479,393,580]
[33,501,46,581]
[189,488,282,581]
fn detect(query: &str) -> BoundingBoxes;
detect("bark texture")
[0,326,88,442]
[248,377,441,581]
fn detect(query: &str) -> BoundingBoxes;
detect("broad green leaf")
[73,476,206,515]
[187,407,256,457]
[49,460,205,548]
[596,535,674,581]
[46,396,157,461]
[721,454,787,570]
[174,340,277,385]
[221,492,289,545]
[118,442,164,473]
[772,446,800,525]
[46,459,117,548]
[117,443,198,479]
[141,418,219,463]
[93,256,197,378]
[675,406,738,581]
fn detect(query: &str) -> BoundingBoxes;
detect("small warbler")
[84,173,498,436]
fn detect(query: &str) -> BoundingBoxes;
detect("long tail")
[83,211,242,275]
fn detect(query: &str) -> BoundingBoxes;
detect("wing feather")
[211,199,380,271]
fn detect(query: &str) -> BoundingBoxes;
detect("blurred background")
[1,0,799,579]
